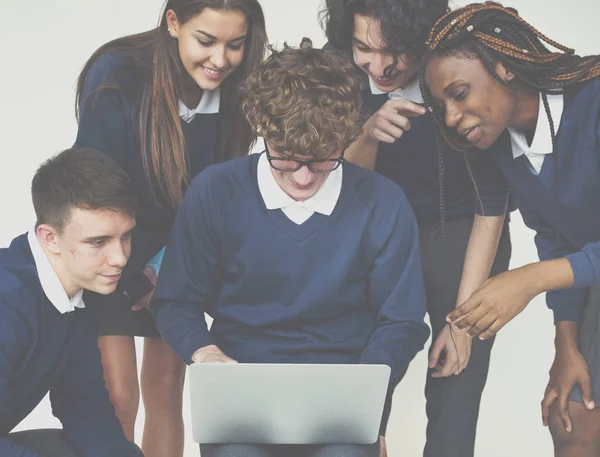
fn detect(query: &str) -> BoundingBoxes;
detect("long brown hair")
[76,0,268,209]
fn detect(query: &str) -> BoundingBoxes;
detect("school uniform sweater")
[0,235,136,457]
[488,79,600,323]
[75,51,221,304]
[151,154,430,381]
[362,81,510,225]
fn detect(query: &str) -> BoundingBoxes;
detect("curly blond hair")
[240,38,363,159]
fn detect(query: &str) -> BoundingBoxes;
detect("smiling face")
[424,52,521,150]
[352,14,419,93]
[167,7,248,92]
[38,208,135,297]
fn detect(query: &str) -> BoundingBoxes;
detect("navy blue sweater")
[75,52,220,303]
[151,154,430,381]
[483,79,600,323]
[0,235,136,457]
[363,91,510,224]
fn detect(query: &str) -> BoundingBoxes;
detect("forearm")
[456,214,505,307]
[345,129,379,170]
[555,321,579,351]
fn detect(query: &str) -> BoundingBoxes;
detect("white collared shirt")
[368,76,424,104]
[256,152,343,225]
[508,93,564,175]
[178,88,221,123]
[27,230,85,314]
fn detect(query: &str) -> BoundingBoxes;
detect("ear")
[36,224,61,255]
[495,61,515,83]
[165,9,181,39]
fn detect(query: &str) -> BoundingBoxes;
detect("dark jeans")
[381,216,511,457]
[7,429,143,457]
[200,442,380,457]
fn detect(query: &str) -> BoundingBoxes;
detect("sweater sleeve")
[518,199,586,324]
[49,315,137,457]
[360,188,430,380]
[74,57,153,303]
[151,175,218,364]
[564,115,600,290]
[0,299,38,457]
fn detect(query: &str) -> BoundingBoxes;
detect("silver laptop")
[189,363,391,445]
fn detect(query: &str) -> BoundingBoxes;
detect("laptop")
[189,363,391,445]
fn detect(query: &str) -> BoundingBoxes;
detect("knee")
[550,409,600,455]
[200,444,271,457]
[106,383,139,420]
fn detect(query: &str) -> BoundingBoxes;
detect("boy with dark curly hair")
[321,1,513,457]
[150,40,429,457]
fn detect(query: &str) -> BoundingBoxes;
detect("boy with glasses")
[151,40,429,457]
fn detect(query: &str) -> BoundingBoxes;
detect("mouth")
[201,65,226,79]
[371,73,398,86]
[460,125,482,143]
[100,273,122,282]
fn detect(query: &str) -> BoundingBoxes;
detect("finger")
[428,338,445,368]
[478,318,504,340]
[451,304,490,333]
[541,389,557,426]
[372,129,398,144]
[382,114,411,132]
[580,375,596,410]
[557,391,572,432]
[131,305,143,311]
[447,295,482,324]
[439,352,458,378]
[384,99,427,117]
[468,314,498,338]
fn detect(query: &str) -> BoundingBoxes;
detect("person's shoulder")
[186,154,258,202]
[0,235,40,305]
[83,51,144,95]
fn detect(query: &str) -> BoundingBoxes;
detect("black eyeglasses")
[264,142,344,173]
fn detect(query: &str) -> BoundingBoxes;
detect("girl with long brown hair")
[422,3,600,455]
[74,1,267,456]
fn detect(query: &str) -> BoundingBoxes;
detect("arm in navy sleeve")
[151,175,219,364]
[0,298,38,457]
[518,199,586,324]
[564,116,600,290]
[50,315,138,457]
[465,138,510,217]
[360,188,430,380]
[74,60,153,303]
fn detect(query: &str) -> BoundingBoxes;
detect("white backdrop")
[1,0,598,456]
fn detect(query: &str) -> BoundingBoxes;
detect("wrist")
[555,321,579,351]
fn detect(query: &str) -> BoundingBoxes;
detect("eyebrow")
[82,235,111,243]
[352,36,370,48]
[195,30,247,42]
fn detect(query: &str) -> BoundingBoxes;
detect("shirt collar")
[27,230,85,314]
[256,152,343,216]
[368,76,424,104]
[510,92,564,159]
[179,87,221,123]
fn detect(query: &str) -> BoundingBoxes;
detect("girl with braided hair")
[422,2,600,455]
[321,2,512,456]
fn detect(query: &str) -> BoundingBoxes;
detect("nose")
[107,240,129,269]
[445,103,463,128]
[291,165,314,186]
[368,52,394,77]
[210,45,227,69]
